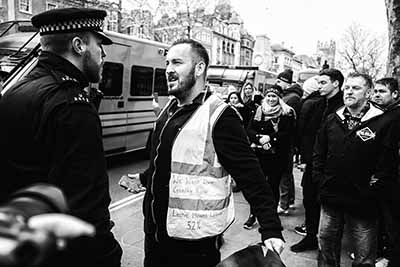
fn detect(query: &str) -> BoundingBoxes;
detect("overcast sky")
[122,0,388,55]
[231,0,388,54]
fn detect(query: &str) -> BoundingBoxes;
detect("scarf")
[254,99,283,121]
[343,102,371,130]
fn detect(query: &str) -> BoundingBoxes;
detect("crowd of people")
[0,6,399,267]
[236,67,400,267]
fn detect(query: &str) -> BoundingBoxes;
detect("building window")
[46,2,57,10]
[19,0,32,13]
[99,62,123,97]
[274,56,278,64]
[107,11,118,32]
[154,68,168,96]
[131,66,153,96]
[231,43,234,54]
[222,41,226,53]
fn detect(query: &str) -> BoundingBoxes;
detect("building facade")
[154,0,249,66]
[315,40,336,69]
[240,29,254,66]
[252,34,273,71]
[0,0,129,36]
[271,43,295,74]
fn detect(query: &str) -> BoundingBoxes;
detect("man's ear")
[333,80,339,88]
[71,36,86,55]
[393,90,399,100]
[195,61,206,77]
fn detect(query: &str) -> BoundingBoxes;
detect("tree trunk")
[386,0,400,79]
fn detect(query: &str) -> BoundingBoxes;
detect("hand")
[262,142,271,150]
[264,238,285,255]
[369,175,379,186]
[152,99,161,116]
[119,174,146,194]
[28,214,95,239]
[259,135,270,145]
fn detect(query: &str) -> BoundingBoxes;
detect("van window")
[131,65,153,96]
[99,62,123,96]
[154,68,168,96]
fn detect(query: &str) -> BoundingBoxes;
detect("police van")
[0,20,170,156]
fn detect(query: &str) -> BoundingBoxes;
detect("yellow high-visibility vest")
[167,94,235,240]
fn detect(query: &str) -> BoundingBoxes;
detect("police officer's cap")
[31,8,112,45]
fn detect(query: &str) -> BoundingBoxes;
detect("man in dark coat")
[291,68,344,252]
[314,73,398,266]
[275,69,303,214]
[0,8,122,267]
[371,77,400,267]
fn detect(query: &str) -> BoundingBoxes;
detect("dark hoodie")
[282,83,303,116]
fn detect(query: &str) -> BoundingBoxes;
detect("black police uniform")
[0,8,120,267]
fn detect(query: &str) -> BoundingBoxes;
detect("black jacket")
[141,92,283,244]
[0,52,111,231]
[242,99,259,128]
[298,91,343,163]
[312,104,399,217]
[282,83,303,117]
[247,111,296,172]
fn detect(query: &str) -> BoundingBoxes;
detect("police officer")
[0,8,122,267]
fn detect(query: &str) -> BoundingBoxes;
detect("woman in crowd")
[240,82,261,128]
[243,84,296,229]
[226,91,246,122]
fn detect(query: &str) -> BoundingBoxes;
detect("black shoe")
[294,224,307,236]
[243,214,257,229]
[290,235,318,252]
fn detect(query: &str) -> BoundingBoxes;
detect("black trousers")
[44,231,122,267]
[144,234,221,267]
[302,163,320,236]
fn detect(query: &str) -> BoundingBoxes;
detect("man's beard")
[83,50,102,83]
[168,67,196,99]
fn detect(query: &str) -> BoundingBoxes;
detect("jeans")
[144,234,221,267]
[279,152,295,209]
[318,204,378,267]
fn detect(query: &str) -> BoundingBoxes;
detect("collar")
[385,99,400,111]
[336,102,384,122]
[171,90,211,107]
[38,51,89,87]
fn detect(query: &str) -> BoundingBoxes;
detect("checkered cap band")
[39,18,104,34]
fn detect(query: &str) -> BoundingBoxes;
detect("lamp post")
[183,21,191,38]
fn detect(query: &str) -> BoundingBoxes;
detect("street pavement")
[111,166,354,267]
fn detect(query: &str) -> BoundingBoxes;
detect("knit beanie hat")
[265,84,283,97]
[277,69,293,84]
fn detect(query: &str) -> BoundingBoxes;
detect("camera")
[0,183,68,267]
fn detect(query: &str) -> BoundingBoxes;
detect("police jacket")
[140,91,283,244]
[0,51,111,232]
[312,104,399,217]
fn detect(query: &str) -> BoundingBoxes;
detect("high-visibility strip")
[170,162,229,178]
[169,195,231,211]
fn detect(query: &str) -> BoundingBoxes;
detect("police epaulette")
[70,92,90,104]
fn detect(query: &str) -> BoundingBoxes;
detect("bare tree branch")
[338,22,386,79]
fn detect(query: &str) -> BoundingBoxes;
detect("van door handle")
[117,101,124,108]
